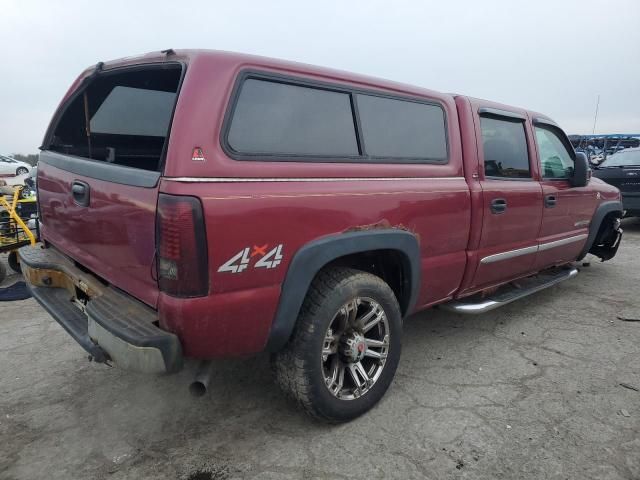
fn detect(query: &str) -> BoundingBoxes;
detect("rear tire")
[8,251,20,273]
[272,267,402,423]
[16,167,28,175]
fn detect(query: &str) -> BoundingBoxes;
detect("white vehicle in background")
[0,155,31,177]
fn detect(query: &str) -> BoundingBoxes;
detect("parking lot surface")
[1,219,639,480]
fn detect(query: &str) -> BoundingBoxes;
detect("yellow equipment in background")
[0,183,38,283]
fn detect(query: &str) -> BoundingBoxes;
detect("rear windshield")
[47,64,182,172]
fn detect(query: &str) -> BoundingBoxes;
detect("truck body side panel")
[158,177,470,357]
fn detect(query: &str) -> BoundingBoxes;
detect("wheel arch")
[265,229,421,351]
[577,200,623,260]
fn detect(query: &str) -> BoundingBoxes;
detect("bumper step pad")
[29,286,109,362]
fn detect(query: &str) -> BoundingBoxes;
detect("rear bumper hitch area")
[19,244,183,374]
[441,266,578,314]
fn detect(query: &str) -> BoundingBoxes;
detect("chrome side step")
[441,267,579,315]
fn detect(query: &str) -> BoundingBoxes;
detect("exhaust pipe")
[189,360,214,397]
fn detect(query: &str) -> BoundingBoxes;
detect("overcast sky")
[1,0,639,154]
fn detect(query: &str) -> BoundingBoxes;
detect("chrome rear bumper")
[19,244,182,373]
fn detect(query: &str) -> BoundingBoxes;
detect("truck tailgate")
[38,152,160,307]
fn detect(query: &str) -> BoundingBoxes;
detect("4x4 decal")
[218,244,284,273]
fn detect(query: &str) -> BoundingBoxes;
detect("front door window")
[535,127,574,179]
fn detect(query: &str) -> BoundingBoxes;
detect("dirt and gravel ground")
[1,219,639,480]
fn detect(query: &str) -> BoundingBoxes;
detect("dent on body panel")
[343,218,414,236]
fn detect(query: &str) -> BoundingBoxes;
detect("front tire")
[272,267,402,422]
[16,167,28,176]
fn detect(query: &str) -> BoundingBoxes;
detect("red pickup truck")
[21,50,623,422]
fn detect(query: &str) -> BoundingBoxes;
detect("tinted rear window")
[480,116,530,178]
[227,79,359,156]
[356,94,447,160]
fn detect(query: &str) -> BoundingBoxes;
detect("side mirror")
[570,152,590,188]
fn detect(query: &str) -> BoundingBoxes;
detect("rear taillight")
[156,194,209,297]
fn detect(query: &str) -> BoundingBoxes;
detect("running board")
[441,267,579,315]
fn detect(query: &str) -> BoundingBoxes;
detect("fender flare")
[265,229,421,351]
[577,200,623,260]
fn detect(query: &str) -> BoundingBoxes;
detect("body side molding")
[480,233,589,264]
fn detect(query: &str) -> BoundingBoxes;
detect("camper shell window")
[46,64,182,172]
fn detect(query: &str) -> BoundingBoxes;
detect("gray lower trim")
[537,234,588,252]
[163,176,464,183]
[480,245,538,264]
[481,234,589,264]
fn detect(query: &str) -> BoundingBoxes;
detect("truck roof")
[88,49,446,98]
[76,49,557,127]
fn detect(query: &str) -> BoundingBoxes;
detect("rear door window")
[356,94,447,161]
[480,116,531,179]
[227,79,359,157]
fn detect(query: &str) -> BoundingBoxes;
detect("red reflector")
[156,194,209,297]
[191,147,206,162]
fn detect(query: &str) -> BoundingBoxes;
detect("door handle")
[545,195,557,208]
[71,180,90,207]
[490,198,507,214]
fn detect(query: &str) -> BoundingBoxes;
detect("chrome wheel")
[16,167,28,175]
[321,297,390,400]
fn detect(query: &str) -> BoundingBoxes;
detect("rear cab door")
[531,117,596,269]
[466,103,543,292]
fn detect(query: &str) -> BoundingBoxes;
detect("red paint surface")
[38,157,159,307]
[38,50,621,358]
